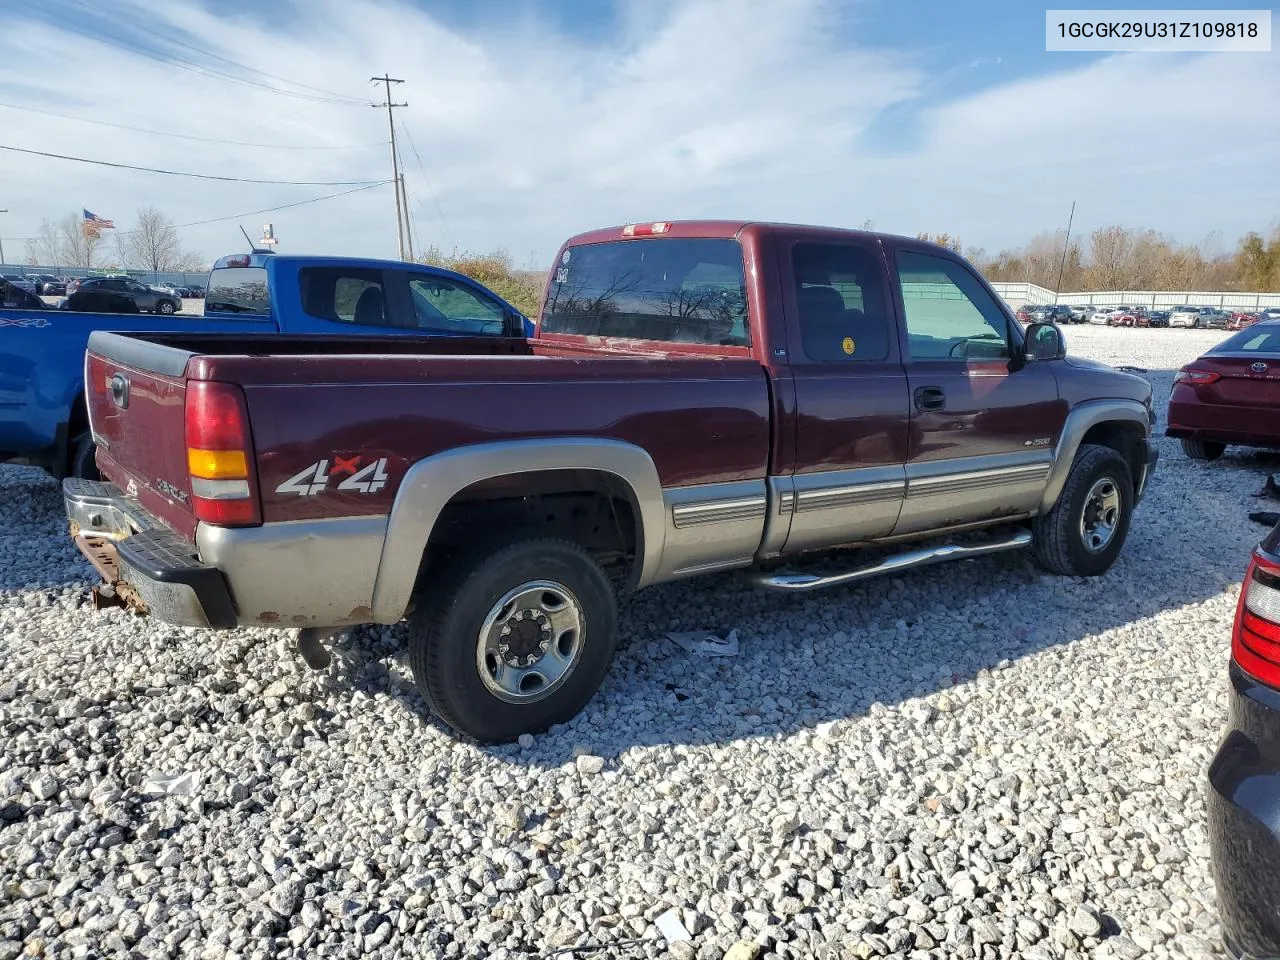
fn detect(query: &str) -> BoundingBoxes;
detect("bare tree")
[23,218,63,267]
[118,207,186,271]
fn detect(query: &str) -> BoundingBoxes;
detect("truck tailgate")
[86,342,199,539]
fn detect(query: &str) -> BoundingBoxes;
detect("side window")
[408,275,506,335]
[895,251,1011,360]
[299,267,394,327]
[792,242,892,362]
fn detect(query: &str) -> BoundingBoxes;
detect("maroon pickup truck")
[65,221,1157,741]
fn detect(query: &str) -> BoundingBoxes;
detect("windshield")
[542,238,749,346]
[206,266,268,314]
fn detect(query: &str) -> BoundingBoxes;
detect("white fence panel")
[991,282,1280,311]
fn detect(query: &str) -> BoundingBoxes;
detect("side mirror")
[1024,322,1066,362]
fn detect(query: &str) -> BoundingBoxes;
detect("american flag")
[83,209,114,229]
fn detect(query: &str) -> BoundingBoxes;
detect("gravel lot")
[0,326,1264,960]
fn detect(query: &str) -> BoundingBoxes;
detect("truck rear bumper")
[64,478,389,630]
[64,478,237,628]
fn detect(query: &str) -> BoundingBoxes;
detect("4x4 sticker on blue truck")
[276,456,389,497]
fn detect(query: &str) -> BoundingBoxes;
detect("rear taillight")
[1234,551,1280,689]
[185,381,260,527]
[1174,369,1221,385]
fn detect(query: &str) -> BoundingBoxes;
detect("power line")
[70,0,371,106]
[175,181,393,228]
[0,101,383,151]
[399,123,456,250]
[0,144,382,186]
[1,3,370,106]
[6,182,393,241]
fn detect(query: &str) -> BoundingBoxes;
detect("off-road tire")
[69,433,100,481]
[1032,443,1134,577]
[407,537,617,742]
[1180,437,1225,461]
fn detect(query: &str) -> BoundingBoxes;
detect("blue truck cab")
[0,253,534,478]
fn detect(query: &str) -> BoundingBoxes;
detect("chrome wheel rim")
[475,580,584,703]
[1080,477,1122,553]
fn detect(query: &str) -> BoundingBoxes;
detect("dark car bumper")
[63,478,237,628]
[1209,662,1280,960]
[1167,397,1280,449]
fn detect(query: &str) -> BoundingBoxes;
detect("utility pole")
[371,75,407,260]
[0,209,7,266]
[1054,200,1076,304]
[399,174,414,261]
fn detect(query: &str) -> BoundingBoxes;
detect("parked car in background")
[65,276,182,315]
[1260,308,1280,322]
[1,279,48,310]
[1,252,534,479]
[1228,311,1261,332]
[1166,321,1280,460]
[1208,529,1280,960]
[1068,304,1092,323]
[1015,304,1036,324]
[1,273,38,295]
[1108,307,1143,327]
[1199,308,1231,330]
[1169,305,1203,328]
[1139,310,1170,328]
[1089,307,1117,325]
[65,220,1159,741]
[147,281,186,299]
[25,274,66,295]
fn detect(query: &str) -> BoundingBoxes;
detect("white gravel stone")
[0,327,1243,958]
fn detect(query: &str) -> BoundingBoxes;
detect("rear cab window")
[206,265,269,316]
[541,238,749,346]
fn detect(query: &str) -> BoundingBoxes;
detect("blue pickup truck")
[0,252,534,478]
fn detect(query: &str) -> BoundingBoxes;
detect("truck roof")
[562,219,939,250]
[210,252,453,271]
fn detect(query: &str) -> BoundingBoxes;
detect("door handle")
[914,386,945,412]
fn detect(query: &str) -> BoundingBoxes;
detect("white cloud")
[0,0,1275,269]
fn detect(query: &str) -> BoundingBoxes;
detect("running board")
[747,530,1033,592]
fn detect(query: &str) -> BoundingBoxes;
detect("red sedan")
[1228,311,1261,332]
[1167,321,1280,460]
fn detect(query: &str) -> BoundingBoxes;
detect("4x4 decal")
[276,456,389,497]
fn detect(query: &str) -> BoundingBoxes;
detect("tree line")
[24,208,206,273]
[918,223,1280,292]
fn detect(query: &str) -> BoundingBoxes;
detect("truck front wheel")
[407,537,618,742]
[1032,443,1134,577]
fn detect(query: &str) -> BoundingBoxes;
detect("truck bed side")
[84,332,773,626]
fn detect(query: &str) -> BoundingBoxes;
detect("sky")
[0,0,1276,269]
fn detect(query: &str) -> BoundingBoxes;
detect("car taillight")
[1234,552,1280,690]
[1174,369,1221,385]
[184,380,260,527]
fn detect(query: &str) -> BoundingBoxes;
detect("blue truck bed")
[1,252,534,477]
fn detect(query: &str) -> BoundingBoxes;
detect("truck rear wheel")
[69,433,100,481]
[407,537,617,742]
[1181,438,1225,461]
[1032,443,1134,577]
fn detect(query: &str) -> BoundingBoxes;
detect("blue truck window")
[207,267,269,315]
